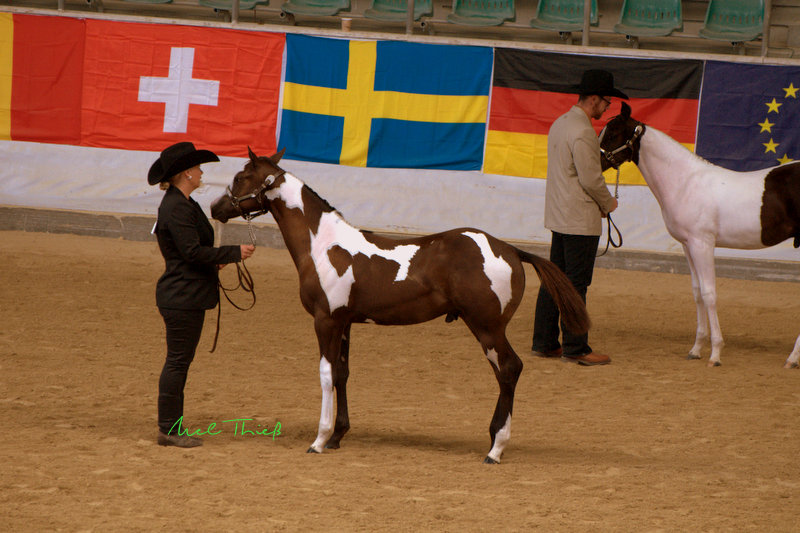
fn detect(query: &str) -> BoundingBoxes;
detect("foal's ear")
[271,147,286,165]
[620,101,632,119]
[247,146,258,163]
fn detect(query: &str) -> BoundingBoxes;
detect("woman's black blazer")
[154,186,241,310]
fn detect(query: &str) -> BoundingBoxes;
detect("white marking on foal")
[310,211,420,312]
[487,414,511,463]
[485,348,499,371]
[266,172,305,212]
[463,231,513,313]
[310,356,334,453]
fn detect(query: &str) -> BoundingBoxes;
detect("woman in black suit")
[148,142,255,448]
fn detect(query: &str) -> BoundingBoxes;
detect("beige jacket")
[544,105,616,236]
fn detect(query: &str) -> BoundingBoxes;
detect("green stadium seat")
[199,0,268,8]
[613,0,683,38]
[699,0,764,43]
[364,0,433,21]
[529,0,598,33]
[281,0,350,16]
[446,0,515,27]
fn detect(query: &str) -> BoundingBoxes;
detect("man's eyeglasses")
[600,96,612,106]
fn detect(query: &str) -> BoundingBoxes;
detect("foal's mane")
[301,182,338,215]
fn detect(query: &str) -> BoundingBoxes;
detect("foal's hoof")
[306,446,321,454]
[686,353,701,360]
[783,361,798,369]
[708,360,721,367]
[324,441,340,449]
[483,456,500,464]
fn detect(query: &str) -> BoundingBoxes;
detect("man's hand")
[602,197,619,217]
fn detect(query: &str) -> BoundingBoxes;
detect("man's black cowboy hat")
[576,69,629,100]
[148,142,220,185]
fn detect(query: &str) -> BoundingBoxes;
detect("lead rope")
[597,167,623,257]
[210,218,257,353]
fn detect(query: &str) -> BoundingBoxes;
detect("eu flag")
[696,61,800,171]
[278,34,492,170]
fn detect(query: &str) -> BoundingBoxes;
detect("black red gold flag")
[485,48,703,184]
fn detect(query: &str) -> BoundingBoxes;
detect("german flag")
[485,48,703,185]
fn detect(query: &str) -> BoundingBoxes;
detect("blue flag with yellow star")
[696,61,800,171]
[278,34,492,170]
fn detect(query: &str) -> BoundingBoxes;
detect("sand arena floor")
[3,230,800,531]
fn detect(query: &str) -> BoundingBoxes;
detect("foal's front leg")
[682,243,709,361]
[684,241,724,367]
[308,317,346,454]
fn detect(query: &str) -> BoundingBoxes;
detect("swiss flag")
[81,20,284,157]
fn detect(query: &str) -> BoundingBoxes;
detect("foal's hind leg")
[468,324,523,464]
[326,323,352,449]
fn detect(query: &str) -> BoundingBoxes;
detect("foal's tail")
[517,249,591,335]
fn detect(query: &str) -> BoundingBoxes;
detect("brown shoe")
[561,352,611,366]
[157,431,203,448]
[531,347,563,358]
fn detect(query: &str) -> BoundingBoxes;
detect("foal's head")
[211,147,286,223]
[599,102,645,171]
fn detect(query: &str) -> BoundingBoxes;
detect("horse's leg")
[469,325,522,464]
[684,241,724,367]
[326,323,352,449]
[783,333,800,369]
[307,317,346,454]
[682,243,709,360]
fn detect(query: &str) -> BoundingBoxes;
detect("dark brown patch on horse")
[327,245,353,277]
[760,162,800,247]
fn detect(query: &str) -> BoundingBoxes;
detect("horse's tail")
[516,248,591,335]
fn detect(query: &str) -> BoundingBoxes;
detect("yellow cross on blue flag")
[696,61,800,171]
[278,34,492,170]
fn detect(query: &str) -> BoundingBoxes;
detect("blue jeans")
[532,231,599,357]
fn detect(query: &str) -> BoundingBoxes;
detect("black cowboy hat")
[576,69,629,100]
[148,142,220,185]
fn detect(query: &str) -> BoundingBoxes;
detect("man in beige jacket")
[531,70,625,366]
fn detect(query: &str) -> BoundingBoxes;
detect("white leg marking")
[463,231,513,313]
[487,414,511,463]
[310,357,334,453]
[784,334,800,369]
[309,211,420,312]
[485,348,499,371]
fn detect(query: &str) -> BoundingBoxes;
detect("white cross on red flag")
[81,19,284,157]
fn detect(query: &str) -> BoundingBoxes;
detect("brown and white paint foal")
[211,148,589,463]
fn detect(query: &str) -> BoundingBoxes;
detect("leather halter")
[599,123,645,169]
[224,168,286,221]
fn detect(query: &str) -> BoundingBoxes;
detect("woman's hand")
[240,244,255,260]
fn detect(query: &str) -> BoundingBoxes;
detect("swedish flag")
[279,34,492,170]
